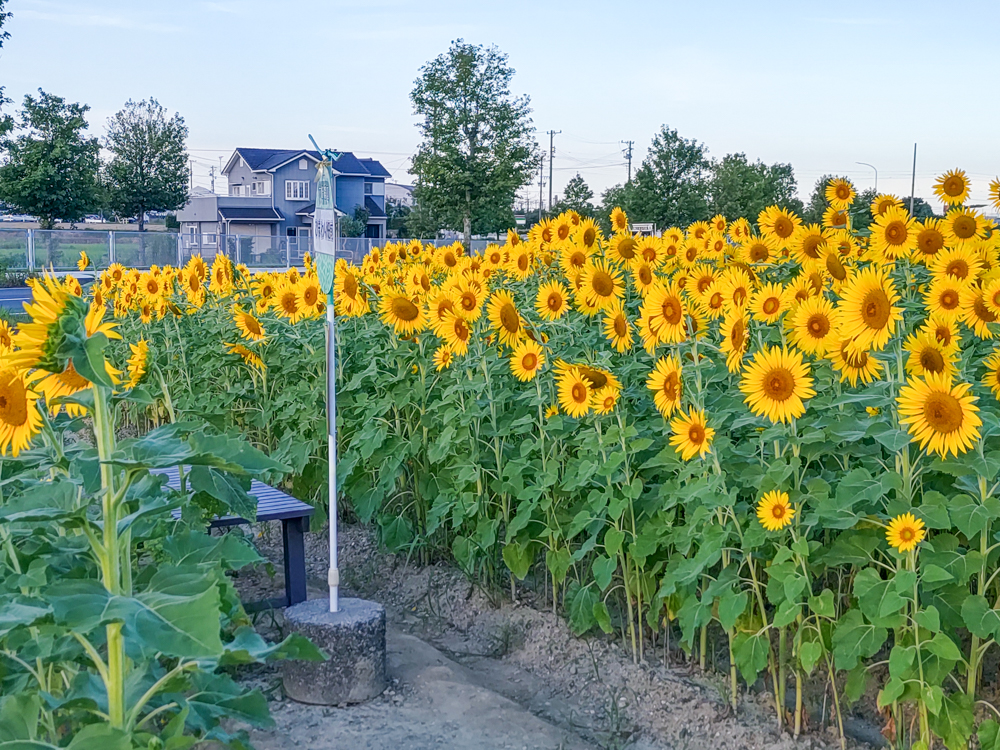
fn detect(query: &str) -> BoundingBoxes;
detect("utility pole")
[189,159,193,190]
[538,153,545,219]
[909,143,917,215]
[621,140,634,182]
[547,130,561,214]
[209,166,216,193]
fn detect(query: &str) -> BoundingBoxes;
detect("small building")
[177,147,391,264]
[385,182,415,207]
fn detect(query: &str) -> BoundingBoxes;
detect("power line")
[621,140,634,182]
[547,130,561,214]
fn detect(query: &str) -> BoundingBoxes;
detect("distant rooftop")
[230,148,391,178]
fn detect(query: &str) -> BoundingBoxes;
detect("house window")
[251,180,269,196]
[299,159,308,170]
[230,185,243,196]
[285,181,310,200]
[364,182,373,195]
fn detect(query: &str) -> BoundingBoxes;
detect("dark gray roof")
[233,148,390,178]
[365,196,386,219]
[295,203,315,216]
[218,206,283,222]
[358,158,391,178]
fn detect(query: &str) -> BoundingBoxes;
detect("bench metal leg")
[282,516,308,607]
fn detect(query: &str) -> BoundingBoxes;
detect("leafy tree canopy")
[707,152,803,224]
[0,90,101,229]
[410,39,539,247]
[104,98,189,231]
[551,173,595,218]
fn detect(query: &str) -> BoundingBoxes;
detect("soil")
[228,523,869,750]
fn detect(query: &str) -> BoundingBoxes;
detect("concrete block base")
[281,597,387,705]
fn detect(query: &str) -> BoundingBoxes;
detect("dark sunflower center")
[499,303,520,333]
[639,267,652,285]
[826,254,847,280]
[0,374,27,427]
[922,391,963,434]
[807,314,830,338]
[953,216,976,239]
[662,297,683,325]
[571,383,588,403]
[391,296,419,322]
[591,270,614,298]
[547,293,562,311]
[861,289,891,328]
[976,297,997,322]
[662,373,679,401]
[941,290,960,309]
[522,353,537,370]
[900,527,915,542]
[763,367,795,402]
[617,239,636,259]
[944,177,964,197]
[918,230,943,254]
[774,218,794,238]
[583,228,597,247]
[920,347,945,373]
[802,236,823,259]
[344,273,358,298]
[614,317,627,337]
[771,504,786,519]
[689,424,704,443]
[763,298,780,315]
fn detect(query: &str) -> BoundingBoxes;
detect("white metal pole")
[328,171,340,613]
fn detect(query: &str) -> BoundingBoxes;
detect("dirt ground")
[231,523,871,750]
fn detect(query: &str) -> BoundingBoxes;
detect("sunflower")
[871,193,903,217]
[885,512,927,553]
[822,207,849,229]
[544,404,559,419]
[897,372,981,457]
[827,228,860,259]
[982,348,1000,397]
[487,290,524,347]
[77,250,90,272]
[960,283,998,339]
[787,225,825,265]
[828,336,884,387]
[636,236,663,267]
[602,300,633,352]
[924,276,968,322]
[125,339,150,388]
[640,281,688,345]
[438,310,472,356]
[606,233,639,267]
[631,261,657,297]
[989,178,1000,213]
[593,386,620,415]
[718,267,753,311]
[296,277,324,316]
[869,206,916,261]
[334,260,367,317]
[225,342,265,373]
[557,364,593,418]
[0,320,12,352]
[233,307,266,342]
[559,244,593,276]
[507,246,533,280]
[825,178,856,210]
[740,346,815,424]
[931,246,982,283]
[107,262,127,286]
[610,207,629,233]
[210,253,233,295]
[646,355,682,418]
[743,234,778,265]
[720,309,750,373]
[757,490,795,531]
[943,207,987,247]
[789,296,837,356]
[699,281,726,320]
[453,280,484,322]
[510,339,545,382]
[909,218,947,263]
[903,330,958,378]
[535,281,570,321]
[379,291,427,336]
[749,282,787,324]
[933,169,970,206]
[758,206,801,246]
[668,408,715,461]
[0,365,42,456]
[837,267,903,352]
[433,344,454,371]
[921,314,960,348]
[687,221,711,242]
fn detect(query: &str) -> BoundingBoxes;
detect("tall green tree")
[410,40,539,248]
[603,125,710,230]
[104,99,189,231]
[0,1,13,138]
[551,173,595,217]
[707,153,803,223]
[0,90,101,229]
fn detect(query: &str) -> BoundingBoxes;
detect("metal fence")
[0,229,497,272]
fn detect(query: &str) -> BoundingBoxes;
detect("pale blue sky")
[4,0,999,211]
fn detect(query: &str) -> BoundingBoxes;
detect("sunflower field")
[2,171,1000,748]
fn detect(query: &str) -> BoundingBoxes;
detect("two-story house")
[177,147,390,263]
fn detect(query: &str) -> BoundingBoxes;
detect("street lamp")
[856,162,878,194]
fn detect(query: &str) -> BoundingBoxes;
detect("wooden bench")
[156,466,315,610]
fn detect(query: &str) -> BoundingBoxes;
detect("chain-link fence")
[0,229,500,272]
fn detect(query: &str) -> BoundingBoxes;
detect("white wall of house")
[227,223,274,237]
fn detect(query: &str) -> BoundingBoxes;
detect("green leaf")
[928,692,974,750]
[379,515,413,552]
[66,724,131,750]
[808,589,836,619]
[950,493,1000,540]
[922,684,944,716]
[854,568,906,627]
[218,626,325,666]
[717,590,748,633]
[188,466,256,521]
[915,606,941,634]
[978,719,1000,750]
[565,582,598,635]
[732,632,770,685]
[773,600,800,628]
[545,546,572,585]
[0,598,51,637]
[961,595,1000,639]
[832,609,888,670]
[0,694,40,741]
[798,640,824,675]
[878,676,905,708]
[591,555,617,592]
[593,601,612,634]
[844,663,870,703]
[923,632,962,663]
[921,564,954,587]
[604,528,625,557]
[502,542,532,581]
